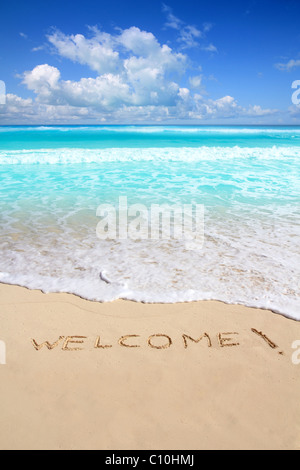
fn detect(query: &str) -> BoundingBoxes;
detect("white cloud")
[188,95,277,120]
[162,4,217,51]
[189,75,203,88]
[118,27,161,56]
[32,45,45,52]
[4,94,33,110]
[0,88,278,124]
[200,95,238,118]
[275,59,300,71]
[0,93,92,124]
[178,88,190,100]
[201,44,217,53]
[21,52,184,109]
[178,25,203,49]
[246,105,276,117]
[0,94,35,123]
[36,27,187,109]
[23,64,60,93]
[47,27,186,106]
[48,30,120,74]
[162,3,183,30]
[0,23,278,124]
[23,65,131,108]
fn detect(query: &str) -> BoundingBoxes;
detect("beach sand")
[0,282,299,450]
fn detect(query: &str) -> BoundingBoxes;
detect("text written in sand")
[31,329,284,354]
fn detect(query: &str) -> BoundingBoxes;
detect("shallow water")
[0,126,299,319]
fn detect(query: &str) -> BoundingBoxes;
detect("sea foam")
[0,146,300,164]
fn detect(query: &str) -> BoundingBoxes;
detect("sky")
[0,0,300,124]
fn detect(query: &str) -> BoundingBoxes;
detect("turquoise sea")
[0,125,299,319]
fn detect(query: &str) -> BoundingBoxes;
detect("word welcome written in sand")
[31,329,284,354]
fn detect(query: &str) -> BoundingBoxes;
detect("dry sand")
[0,282,299,450]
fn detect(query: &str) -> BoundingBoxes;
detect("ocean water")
[0,125,299,319]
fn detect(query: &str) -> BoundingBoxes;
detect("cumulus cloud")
[187,95,277,120]
[23,64,61,93]
[191,95,239,119]
[246,105,277,117]
[21,58,183,110]
[0,88,278,124]
[0,93,93,124]
[0,22,277,124]
[3,94,33,111]
[48,30,120,74]
[45,27,187,109]
[48,26,187,76]
[24,26,188,111]
[118,27,161,56]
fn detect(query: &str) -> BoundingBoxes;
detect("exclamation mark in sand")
[251,328,284,355]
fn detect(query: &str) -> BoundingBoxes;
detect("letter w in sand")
[31,336,65,351]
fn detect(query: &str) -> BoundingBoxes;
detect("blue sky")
[0,0,300,124]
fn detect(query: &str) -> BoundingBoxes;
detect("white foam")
[0,146,300,164]
[0,212,299,320]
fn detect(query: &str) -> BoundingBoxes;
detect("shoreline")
[0,282,299,449]
[0,280,297,322]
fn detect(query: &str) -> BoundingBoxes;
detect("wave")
[0,219,299,320]
[0,146,300,164]
[1,125,300,134]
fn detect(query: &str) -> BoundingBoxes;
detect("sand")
[0,282,299,450]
